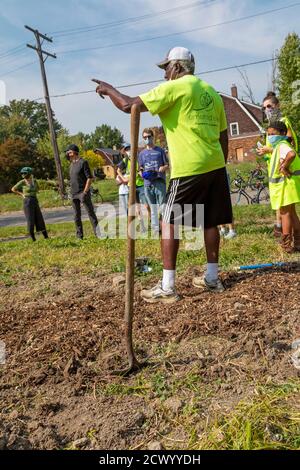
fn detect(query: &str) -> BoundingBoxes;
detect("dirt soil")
[0,265,300,450]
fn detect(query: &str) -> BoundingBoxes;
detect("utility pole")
[25,25,65,197]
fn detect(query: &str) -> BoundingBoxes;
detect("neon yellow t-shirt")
[139,75,227,179]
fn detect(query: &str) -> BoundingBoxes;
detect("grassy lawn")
[0,204,299,284]
[0,178,119,213]
[1,203,300,450]
[0,162,265,214]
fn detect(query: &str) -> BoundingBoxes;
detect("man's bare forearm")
[220,130,229,163]
[104,88,137,113]
[93,79,148,113]
[84,178,94,193]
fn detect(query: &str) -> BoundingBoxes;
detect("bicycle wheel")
[230,178,242,194]
[232,191,249,205]
[257,187,270,204]
[93,193,103,204]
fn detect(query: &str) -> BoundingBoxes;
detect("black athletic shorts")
[163,167,233,229]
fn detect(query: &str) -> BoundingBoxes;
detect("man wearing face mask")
[93,46,232,302]
[138,128,169,234]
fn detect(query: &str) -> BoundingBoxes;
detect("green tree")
[151,126,167,148]
[37,129,75,179]
[82,149,105,172]
[0,99,62,145]
[277,33,300,136]
[0,139,32,193]
[89,124,123,149]
[72,132,92,151]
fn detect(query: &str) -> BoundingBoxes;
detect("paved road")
[0,203,120,228]
[0,191,269,229]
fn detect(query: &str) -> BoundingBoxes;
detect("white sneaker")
[224,230,237,240]
[192,276,225,293]
[141,281,181,303]
[219,227,226,237]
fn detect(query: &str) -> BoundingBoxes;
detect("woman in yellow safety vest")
[266,121,300,253]
[257,91,298,238]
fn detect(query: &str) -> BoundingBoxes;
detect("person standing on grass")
[65,144,100,240]
[266,121,300,253]
[139,128,169,234]
[116,143,130,215]
[11,167,48,242]
[257,91,298,238]
[117,143,147,232]
[92,46,232,302]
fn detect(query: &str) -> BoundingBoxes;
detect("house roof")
[95,148,120,156]
[220,92,264,133]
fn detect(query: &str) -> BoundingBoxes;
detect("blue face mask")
[144,137,154,146]
[268,135,288,146]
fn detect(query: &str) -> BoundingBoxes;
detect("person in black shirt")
[65,144,99,239]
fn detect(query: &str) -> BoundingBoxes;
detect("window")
[230,122,239,136]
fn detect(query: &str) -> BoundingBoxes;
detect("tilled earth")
[0,265,300,450]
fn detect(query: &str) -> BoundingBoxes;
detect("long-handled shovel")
[115,104,144,376]
[124,103,141,373]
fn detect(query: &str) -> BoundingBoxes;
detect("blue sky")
[0,0,299,140]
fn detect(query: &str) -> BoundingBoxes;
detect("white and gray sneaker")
[224,230,237,240]
[192,276,225,293]
[141,281,181,303]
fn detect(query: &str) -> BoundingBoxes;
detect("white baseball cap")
[157,47,195,69]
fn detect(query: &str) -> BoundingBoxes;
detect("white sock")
[162,269,176,291]
[276,223,282,228]
[205,263,218,282]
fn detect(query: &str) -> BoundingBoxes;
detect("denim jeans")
[144,179,166,231]
[119,194,129,215]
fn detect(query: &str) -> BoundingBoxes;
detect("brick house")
[221,85,264,162]
[94,148,122,178]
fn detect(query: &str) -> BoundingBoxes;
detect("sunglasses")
[143,135,152,139]
[262,104,274,110]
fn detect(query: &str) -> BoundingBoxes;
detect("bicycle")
[54,185,103,206]
[90,187,103,204]
[230,168,269,205]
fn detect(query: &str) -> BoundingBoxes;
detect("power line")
[0,49,30,68]
[54,1,219,49]
[32,57,276,101]
[0,43,25,59]
[57,2,300,55]
[0,60,37,78]
[50,0,216,37]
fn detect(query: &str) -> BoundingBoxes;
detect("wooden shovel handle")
[124,103,140,369]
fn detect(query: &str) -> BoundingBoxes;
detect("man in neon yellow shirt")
[93,46,232,302]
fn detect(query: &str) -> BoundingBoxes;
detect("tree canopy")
[277,33,300,136]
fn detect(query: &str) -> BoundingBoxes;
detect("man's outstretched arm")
[92,79,148,114]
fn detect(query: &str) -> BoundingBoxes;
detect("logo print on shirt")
[193,92,214,112]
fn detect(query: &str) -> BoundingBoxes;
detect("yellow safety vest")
[268,140,300,210]
[125,158,144,187]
